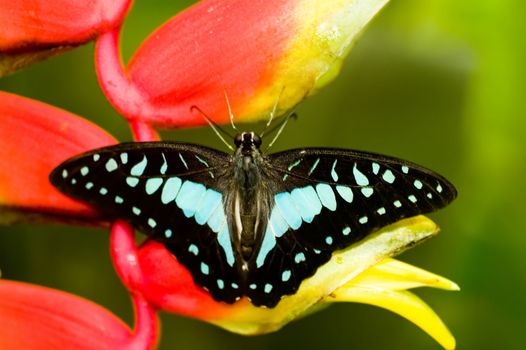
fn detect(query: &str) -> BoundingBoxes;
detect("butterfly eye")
[234,133,243,147]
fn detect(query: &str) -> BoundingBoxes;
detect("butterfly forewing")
[243,148,456,306]
[50,142,243,303]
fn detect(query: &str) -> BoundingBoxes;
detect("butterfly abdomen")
[227,150,275,270]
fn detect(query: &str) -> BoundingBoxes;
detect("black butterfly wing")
[50,142,243,303]
[245,148,456,307]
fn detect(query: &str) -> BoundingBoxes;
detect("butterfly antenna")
[224,90,239,132]
[265,112,297,152]
[190,105,234,151]
[260,88,285,137]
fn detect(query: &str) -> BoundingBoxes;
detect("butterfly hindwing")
[244,148,456,306]
[246,226,332,307]
[50,142,243,303]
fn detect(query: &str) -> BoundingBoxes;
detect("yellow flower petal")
[329,286,456,350]
[347,258,460,291]
[327,258,459,349]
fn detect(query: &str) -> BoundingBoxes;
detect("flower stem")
[126,294,160,350]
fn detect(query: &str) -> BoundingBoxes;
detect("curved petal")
[0,91,116,224]
[332,288,456,349]
[0,280,131,350]
[96,0,389,128]
[0,0,133,76]
[329,258,458,350]
[345,258,460,292]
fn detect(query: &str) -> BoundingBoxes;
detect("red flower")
[0,280,159,350]
[0,91,159,349]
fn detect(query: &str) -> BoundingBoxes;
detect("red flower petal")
[0,0,132,75]
[0,91,116,223]
[96,0,390,128]
[0,280,131,350]
[97,0,296,128]
[128,0,293,127]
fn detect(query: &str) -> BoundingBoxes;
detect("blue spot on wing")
[175,181,206,217]
[282,270,292,282]
[331,159,338,181]
[161,177,182,204]
[207,203,225,232]
[256,208,287,268]
[315,183,337,211]
[268,206,289,237]
[145,178,163,195]
[126,177,139,187]
[217,224,235,266]
[256,225,277,268]
[290,186,321,223]
[275,192,302,230]
[195,189,222,225]
[105,158,118,172]
[294,252,306,263]
[336,185,353,203]
[188,244,199,255]
[130,155,148,176]
[200,262,209,275]
[353,163,369,185]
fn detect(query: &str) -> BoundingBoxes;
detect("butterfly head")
[234,132,262,155]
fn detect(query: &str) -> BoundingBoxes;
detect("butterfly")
[50,131,456,308]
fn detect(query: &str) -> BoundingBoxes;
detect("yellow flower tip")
[348,258,460,292]
[329,287,456,350]
[327,257,458,349]
[241,0,391,122]
[302,0,392,92]
[449,281,460,291]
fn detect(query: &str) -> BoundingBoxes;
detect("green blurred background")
[1,0,525,349]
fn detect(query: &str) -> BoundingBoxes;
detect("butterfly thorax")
[225,132,273,274]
